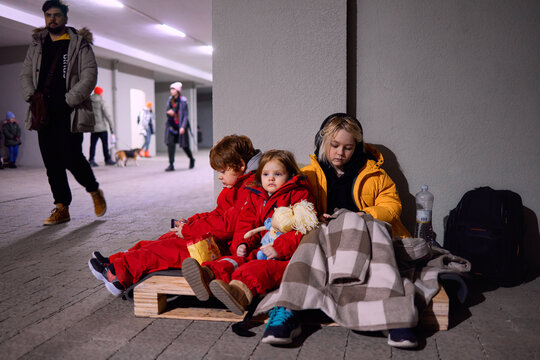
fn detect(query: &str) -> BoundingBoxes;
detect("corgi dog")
[115,148,142,167]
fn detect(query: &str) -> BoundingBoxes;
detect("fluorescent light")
[200,45,213,55]
[157,24,186,38]
[93,34,212,82]
[93,0,124,8]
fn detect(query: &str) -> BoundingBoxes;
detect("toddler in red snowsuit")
[182,150,316,315]
[88,135,262,296]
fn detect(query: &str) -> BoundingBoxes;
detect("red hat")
[94,86,104,95]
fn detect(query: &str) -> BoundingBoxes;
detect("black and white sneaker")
[92,251,110,266]
[88,258,107,282]
[261,307,301,345]
[88,258,124,297]
[387,328,418,349]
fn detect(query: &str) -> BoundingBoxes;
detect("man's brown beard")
[47,25,65,34]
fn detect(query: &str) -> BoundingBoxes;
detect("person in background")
[19,0,106,225]
[137,101,153,158]
[2,112,22,168]
[88,86,115,166]
[165,81,195,171]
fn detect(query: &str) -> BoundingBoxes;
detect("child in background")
[137,101,153,158]
[88,135,262,296]
[3,112,22,168]
[182,150,315,315]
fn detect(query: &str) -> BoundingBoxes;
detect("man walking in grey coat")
[19,0,107,225]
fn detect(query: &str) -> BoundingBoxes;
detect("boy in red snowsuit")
[88,135,262,296]
[182,150,315,315]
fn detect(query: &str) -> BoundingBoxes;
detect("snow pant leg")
[231,260,290,296]
[112,231,191,288]
[108,240,156,262]
[109,232,178,261]
[203,256,249,283]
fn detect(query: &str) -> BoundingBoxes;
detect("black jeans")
[89,131,111,162]
[38,113,99,206]
[167,131,194,166]
[167,142,194,166]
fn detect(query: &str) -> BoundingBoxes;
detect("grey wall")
[354,0,540,242]
[0,59,41,166]
[213,0,347,160]
[212,0,540,255]
[197,87,213,149]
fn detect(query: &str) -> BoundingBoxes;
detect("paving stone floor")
[0,151,538,359]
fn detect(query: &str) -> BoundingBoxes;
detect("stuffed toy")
[243,200,319,260]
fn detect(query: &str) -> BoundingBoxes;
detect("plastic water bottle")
[414,185,436,246]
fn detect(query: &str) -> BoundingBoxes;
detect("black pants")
[38,115,99,206]
[89,131,111,162]
[167,141,194,166]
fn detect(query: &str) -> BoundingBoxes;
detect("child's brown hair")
[254,150,302,186]
[210,135,257,172]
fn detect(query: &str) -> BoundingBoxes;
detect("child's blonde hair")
[254,150,301,186]
[317,115,364,165]
[209,135,257,172]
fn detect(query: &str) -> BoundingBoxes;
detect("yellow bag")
[187,235,221,264]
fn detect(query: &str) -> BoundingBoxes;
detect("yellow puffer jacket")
[301,144,411,238]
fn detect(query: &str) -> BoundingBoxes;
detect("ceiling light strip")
[0,4,212,82]
[0,4,43,28]
[121,3,210,47]
[93,34,212,82]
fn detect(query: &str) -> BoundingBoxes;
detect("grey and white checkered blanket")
[255,209,471,331]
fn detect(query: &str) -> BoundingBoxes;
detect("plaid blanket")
[255,209,471,331]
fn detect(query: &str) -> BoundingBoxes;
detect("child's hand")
[260,244,278,259]
[171,223,184,238]
[320,213,333,222]
[236,244,247,257]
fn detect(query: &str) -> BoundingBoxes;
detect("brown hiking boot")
[43,204,70,226]
[90,189,107,217]
[182,257,214,301]
[209,279,253,315]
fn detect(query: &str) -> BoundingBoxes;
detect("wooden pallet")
[420,286,449,330]
[133,275,246,322]
[133,275,449,330]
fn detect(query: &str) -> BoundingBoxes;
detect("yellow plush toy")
[243,200,319,260]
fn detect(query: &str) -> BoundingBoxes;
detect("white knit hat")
[170,82,183,92]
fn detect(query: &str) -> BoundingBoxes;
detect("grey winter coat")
[90,94,114,133]
[19,27,97,132]
[164,95,190,147]
[2,121,22,146]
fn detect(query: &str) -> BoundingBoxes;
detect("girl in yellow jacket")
[262,113,417,349]
[302,113,410,238]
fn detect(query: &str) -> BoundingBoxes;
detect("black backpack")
[444,187,524,286]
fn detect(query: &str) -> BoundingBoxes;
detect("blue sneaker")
[261,307,301,345]
[387,328,418,348]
